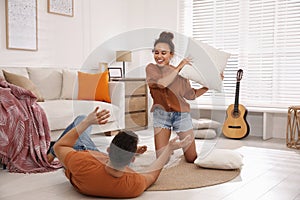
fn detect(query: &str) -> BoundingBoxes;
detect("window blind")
[179,0,300,108]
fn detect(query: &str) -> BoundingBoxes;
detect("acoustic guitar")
[222,69,250,139]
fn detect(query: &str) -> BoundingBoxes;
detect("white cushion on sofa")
[72,100,117,122]
[38,100,74,130]
[179,38,230,91]
[38,100,117,131]
[27,68,63,100]
[61,69,77,99]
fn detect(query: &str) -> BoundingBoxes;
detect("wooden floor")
[1,129,300,200]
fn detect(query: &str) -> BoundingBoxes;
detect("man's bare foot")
[136,145,147,155]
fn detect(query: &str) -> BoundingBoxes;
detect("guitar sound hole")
[228,125,242,129]
[231,111,240,118]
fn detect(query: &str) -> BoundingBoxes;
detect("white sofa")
[0,67,125,140]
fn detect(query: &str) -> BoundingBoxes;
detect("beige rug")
[131,151,240,191]
[146,156,240,191]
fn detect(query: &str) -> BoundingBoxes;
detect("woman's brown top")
[146,63,197,112]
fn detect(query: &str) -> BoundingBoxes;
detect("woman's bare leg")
[177,129,197,163]
[154,127,171,158]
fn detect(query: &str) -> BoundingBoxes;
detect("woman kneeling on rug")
[49,107,192,198]
[146,31,211,163]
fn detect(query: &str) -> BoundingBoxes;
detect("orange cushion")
[77,71,111,103]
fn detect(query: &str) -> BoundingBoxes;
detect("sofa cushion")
[77,71,111,103]
[27,68,63,100]
[2,70,44,102]
[0,67,29,79]
[38,100,117,131]
[38,100,74,130]
[61,69,77,100]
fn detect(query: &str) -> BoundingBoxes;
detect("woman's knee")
[184,154,197,163]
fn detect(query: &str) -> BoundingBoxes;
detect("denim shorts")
[152,108,193,133]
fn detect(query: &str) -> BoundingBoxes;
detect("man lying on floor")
[48,107,192,198]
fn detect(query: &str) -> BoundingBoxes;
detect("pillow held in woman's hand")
[179,38,230,92]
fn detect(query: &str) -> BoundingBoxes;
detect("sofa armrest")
[109,81,125,129]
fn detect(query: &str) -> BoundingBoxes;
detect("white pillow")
[27,68,63,100]
[194,129,217,139]
[192,118,222,130]
[61,69,77,99]
[194,149,243,169]
[179,38,231,92]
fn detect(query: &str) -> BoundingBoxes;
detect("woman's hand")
[220,72,224,80]
[181,57,192,66]
[177,57,193,72]
[86,107,110,125]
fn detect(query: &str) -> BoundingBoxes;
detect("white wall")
[0,0,178,69]
[0,0,85,68]
[87,0,178,77]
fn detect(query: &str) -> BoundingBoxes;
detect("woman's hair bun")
[154,31,175,53]
[159,32,174,41]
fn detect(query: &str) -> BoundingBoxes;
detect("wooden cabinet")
[112,78,148,130]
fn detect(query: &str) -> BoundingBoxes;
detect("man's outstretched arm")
[53,107,110,166]
[141,135,192,188]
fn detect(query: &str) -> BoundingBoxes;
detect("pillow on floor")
[194,149,243,169]
[194,129,217,139]
[192,118,222,130]
[2,70,44,102]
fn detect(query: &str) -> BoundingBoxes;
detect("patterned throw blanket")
[0,78,62,173]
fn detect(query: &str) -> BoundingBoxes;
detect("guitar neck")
[234,81,240,113]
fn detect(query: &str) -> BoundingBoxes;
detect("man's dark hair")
[109,130,138,169]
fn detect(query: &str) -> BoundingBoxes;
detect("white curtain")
[179,0,300,108]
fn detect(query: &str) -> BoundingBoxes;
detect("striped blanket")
[0,78,61,173]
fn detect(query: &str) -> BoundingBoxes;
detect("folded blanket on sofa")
[0,78,62,173]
